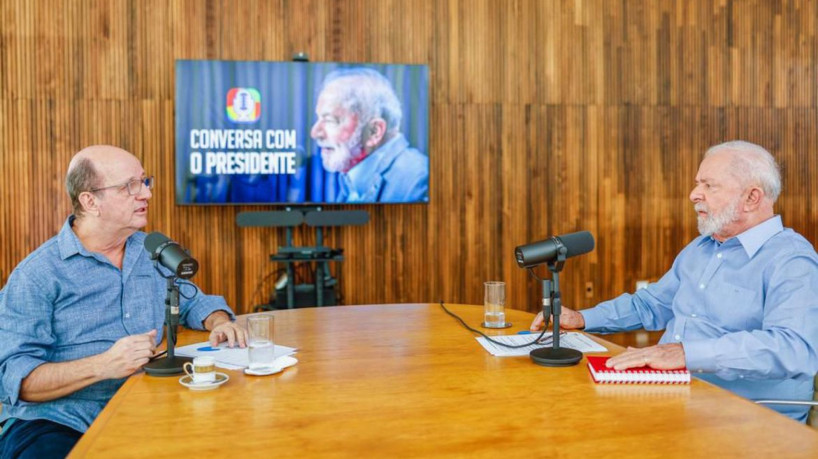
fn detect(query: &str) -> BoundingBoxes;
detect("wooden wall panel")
[2,0,818,317]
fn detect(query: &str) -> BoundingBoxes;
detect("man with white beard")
[310,67,428,203]
[530,140,818,423]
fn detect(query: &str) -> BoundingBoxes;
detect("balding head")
[66,145,138,217]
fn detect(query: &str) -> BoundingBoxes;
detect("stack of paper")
[175,341,298,370]
[476,332,607,357]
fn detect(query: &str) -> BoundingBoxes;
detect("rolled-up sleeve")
[177,282,234,330]
[0,271,54,406]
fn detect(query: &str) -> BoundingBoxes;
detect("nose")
[138,182,152,200]
[310,120,324,139]
[689,184,702,203]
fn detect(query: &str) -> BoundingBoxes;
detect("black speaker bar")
[304,210,370,227]
[236,211,305,228]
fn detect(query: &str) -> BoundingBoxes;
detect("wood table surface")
[69,303,818,458]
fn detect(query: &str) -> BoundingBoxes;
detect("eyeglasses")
[91,176,155,196]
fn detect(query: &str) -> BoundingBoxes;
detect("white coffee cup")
[183,356,216,383]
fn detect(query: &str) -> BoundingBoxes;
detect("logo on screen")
[226,88,261,123]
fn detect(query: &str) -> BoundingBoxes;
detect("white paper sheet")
[476,332,607,357]
[175,341,298,370]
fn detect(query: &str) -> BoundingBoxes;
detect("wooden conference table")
[70,304,818,457]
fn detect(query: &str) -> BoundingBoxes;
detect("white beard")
[695,198,741,237]
[319,127,364,173]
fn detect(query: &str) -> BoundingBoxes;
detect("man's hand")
[529,307,585,331]
[99,329,158,379]
[204,311,247,348]
[606,343,686,371]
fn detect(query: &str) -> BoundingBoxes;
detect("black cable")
[176,280,199,300]
[250,267,286,307]
[151,350,167,360]
[439,301,556,349]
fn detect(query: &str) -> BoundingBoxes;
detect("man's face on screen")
[311,86,367,173]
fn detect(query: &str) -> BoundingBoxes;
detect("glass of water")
[483,281,507,328]
[247,314,276,370]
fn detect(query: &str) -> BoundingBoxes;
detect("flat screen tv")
[175,59,429,205]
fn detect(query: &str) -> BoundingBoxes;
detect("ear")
[78,191,101,217]
[743,186,764,211]
[363,119,387,149]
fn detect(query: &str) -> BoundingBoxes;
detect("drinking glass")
[247,314,276,370]
[483,281,507,328]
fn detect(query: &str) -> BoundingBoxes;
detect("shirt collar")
[342,134,409,197]
[57,215,86,260]
[57,215,144,273]
[696,215,783,258]
[736,215,783,258]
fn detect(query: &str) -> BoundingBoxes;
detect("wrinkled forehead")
[92,149,144,182]
[697,151,739,185]
[316,88,356,118]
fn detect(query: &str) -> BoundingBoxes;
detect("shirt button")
[691,313,697,318]
[717,253,722,259]
[699,284,705,289]
[675,334,681,340]
[125,313,130,319]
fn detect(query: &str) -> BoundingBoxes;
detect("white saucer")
[244,355,299,376]
[179,372,229,391]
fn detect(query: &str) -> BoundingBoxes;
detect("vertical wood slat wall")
[1,0,817,315]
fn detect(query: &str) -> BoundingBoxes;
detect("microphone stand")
[529,248,583,367]
[144,275,192,376]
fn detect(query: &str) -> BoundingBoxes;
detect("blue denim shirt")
[582,216,818,421]
[0,217,234,432]
[338,134,429,203]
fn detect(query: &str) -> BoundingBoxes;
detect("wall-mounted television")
[175,59,429,205]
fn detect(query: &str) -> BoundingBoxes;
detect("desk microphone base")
[144,356,192,376]
[530,347,582,367]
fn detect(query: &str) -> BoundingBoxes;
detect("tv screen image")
[174,60,430,205]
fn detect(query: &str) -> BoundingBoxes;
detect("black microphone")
[144,232,199,279]
[514,231,595,268]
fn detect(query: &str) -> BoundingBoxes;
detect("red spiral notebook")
[586,356,691,384]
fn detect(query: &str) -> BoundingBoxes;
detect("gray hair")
[319,67,403,134]
[705,140,782,203]
[65,157,101,216]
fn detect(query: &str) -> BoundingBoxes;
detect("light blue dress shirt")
[338,134,429,203]
[582,216,818,422]
[0,217,234,433]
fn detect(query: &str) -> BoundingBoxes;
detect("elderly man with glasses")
[0,145,247,458]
